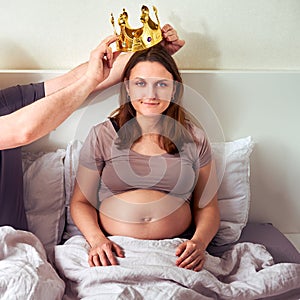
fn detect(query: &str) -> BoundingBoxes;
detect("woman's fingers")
[89,250,114,267]
[179,250,206,270]
[88,239,124,267]
[113,243,125,258]
[175,240,206,272]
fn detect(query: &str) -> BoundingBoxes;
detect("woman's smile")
[140,100,160,106]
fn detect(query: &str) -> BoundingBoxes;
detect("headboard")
[1,70,299,243]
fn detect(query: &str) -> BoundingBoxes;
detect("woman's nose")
[145,84,156,99]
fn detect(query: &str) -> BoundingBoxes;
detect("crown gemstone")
[147,36,152,43]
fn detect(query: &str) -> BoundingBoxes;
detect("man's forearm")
[0,75,97,150]
[44,52,133,96]
[44,63,87,96]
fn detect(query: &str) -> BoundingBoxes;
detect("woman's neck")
[136,114,162,135]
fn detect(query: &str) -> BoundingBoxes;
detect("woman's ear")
[124,80,130,95]
[171,81,177,100]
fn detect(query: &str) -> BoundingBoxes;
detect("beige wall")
[0,0,299,70]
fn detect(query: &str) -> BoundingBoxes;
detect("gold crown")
[111,5,162,52]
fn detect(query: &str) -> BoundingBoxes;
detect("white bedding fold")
[0,226,65,300]
[55,235,300,300]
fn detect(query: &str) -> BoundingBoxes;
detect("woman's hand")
[161,24,185,55]
[85,35,121,87]
[175,239,206,272]
[88,236,124,267]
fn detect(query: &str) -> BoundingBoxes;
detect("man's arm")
[44,52,133,96]
[0,35,119,150]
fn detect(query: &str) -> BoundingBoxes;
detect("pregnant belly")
[99,189,192,239]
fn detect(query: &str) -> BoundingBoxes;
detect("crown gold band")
[111,5,163,52]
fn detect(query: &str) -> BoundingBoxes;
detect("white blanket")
[0,226,65,300]
[55,235,300,300]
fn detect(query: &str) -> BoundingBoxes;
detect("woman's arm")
[175,161,220,271]
[191,160,220,248]
[70,166,124,267]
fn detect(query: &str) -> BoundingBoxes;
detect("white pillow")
[63,137,254,246]
[63,140,83,239]
[22,150,66,258]
[211,136,254,245]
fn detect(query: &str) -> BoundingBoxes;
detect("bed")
[0,70,299,300]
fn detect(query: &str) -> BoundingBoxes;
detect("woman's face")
[127,61,174,117]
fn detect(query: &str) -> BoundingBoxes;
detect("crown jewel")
[111,5,162,52]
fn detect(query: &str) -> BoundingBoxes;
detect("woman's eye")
[156,82,168,87]
[136,81,145,87]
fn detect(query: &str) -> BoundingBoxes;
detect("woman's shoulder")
[82,119,117,156]
[184,121,212,164]
[93,119,113,130]
[186,121,207,142]
[91,119,117,135]
[85,119,117,143]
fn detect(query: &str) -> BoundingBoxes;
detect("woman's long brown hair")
[110,44,194,154]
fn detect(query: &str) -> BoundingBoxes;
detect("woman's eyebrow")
[131,77,170,83]
[132,77,145,80]
[156,79,169,82]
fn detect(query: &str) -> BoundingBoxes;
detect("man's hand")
[161,24,185,55]
[85,35,121,87]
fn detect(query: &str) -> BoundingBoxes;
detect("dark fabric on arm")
[0,83,45,116]
[0,83,45,230]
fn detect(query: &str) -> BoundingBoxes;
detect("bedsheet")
[0,226,65,300]
[55,235,300,300]
[208,223,300,264]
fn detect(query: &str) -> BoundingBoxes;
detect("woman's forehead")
[129,61,173,79]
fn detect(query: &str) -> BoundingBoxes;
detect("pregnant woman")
[71,43,220,272]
